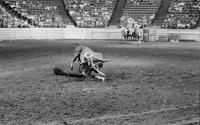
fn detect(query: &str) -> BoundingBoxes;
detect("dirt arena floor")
[0,40,199,125]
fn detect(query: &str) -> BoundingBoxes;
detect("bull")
[70,46,110,77]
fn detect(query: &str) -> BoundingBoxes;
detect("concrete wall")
[0,28,122,40]
[0,28,199,42]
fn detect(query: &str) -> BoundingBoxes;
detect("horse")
[121,27,133,41]
[121,27,142,44]
[132,27,142,44]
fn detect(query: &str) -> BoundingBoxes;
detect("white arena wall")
[0,28,122,40]
[0,28,199,42]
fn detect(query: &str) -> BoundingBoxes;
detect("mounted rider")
[132,21,141,39]
[120,16,142,42]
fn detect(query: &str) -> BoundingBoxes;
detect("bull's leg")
[91,63,105,76]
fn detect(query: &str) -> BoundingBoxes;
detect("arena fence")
[0,28,199,42]
[147,29,200,42]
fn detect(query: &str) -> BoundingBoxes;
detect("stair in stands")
[154,0,171,26]
[195,15,200,28]
[109,0,127,26]
[53,0,76,26]
[0,0,33,26]
[0,1,14,17]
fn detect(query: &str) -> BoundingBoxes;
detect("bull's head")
[93,52,111,63]
[94,58,111,73]
[91,52,111,75]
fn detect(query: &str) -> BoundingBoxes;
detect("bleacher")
[1,0,72,27]
[65,0,117,28]
[122,0,162,26]
[0,7,3,15]
[161,0,200,29]
[0,0,200,29]
[0,4,30,28]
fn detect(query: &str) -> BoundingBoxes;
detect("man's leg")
[70,53,79,71]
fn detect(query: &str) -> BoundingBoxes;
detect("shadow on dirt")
[53,67,106,82]
[53,67,84,78]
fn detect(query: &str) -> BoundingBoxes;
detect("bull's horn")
[102,59,111,62]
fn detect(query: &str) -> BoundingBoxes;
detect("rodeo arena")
[0,0,200,125]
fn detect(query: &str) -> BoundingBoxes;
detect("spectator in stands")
[1,0,66,28]
[163,0,199,29]
[66,0,115,28]
[0,5,31,28]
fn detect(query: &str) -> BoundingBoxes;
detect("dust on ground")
[0,40,199,125]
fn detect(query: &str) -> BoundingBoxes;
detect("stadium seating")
[0,4,30,28]
[64,0,117,28]
[198,19,200,27]
[1,0,71,27]
[161,0,200,29]
[121,0,162,27]
[0,0,199,29]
